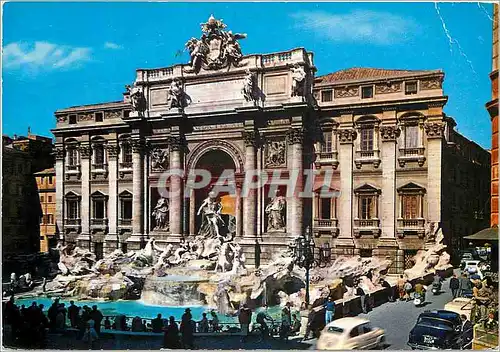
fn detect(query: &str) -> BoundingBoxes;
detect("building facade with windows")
[313,67,490,272]
[2,133,54,255]
[51,17,490,271]
[35,168,57,253]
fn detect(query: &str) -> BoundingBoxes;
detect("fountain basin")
[141,275,209,306]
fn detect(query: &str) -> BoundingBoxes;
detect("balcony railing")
[92,163,108,171]
[314,218,339,228]
[354,218,380,228]
[354,150,381,169]
[119,162,133,169]
[91,218,109,226]
[397,218,425,228]
[399,147,425,157]
[65,218,81,225]
[119,219,132,226]
[66,164,81,172]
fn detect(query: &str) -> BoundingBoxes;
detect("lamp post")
[293,226,316,305]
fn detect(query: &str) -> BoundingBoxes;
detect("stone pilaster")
[243,131,258,238]
[286,128,304,236]
[128,139,144,249]
[380,125,400,239]
[105,143,119,252]
[235,183,243,237]
[338,128,357,239]
[189,188,196,236]
[78,143,92,247]
[424,121,445,226]
[169,136,184,236]
[55,145,65,241]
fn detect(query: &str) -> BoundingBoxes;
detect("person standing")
[90,305,103,334]
[450,274,460,299]
[180,308,194,349]
[164,316,180,349]
[397,275,406,301]
[68,301,79,328]
[460,314,473,349]
[355,284,368,314]
[198,313,209,333]
[324,297,335,324]
[280,302,292,340]
[82,319,99,350]
[459,273,473,297]
[152,313,163,333]
[238,303,252,343]
[256,305,273,338]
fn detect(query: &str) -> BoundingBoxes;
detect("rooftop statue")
[125,83,147,115]
[185,15,247,74]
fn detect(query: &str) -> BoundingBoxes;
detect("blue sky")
[2,2,495,149]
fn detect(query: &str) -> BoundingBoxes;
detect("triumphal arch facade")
[53,16,319,265]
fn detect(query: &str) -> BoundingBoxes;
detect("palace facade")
[51,17,490,272]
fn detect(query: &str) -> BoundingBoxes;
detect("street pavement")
[307,274,456,350]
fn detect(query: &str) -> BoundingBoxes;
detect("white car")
[316,317,386,350]
[464,260,483,279]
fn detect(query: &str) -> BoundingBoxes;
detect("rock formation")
[404,227,452,280]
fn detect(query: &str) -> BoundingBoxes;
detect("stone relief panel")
[150,88,169,107]
[335,86,359,98]
[420,78,442,90]
[105,110,122,119]
[56,115,67,123]
[375,82,402,94]
[78,113,94,122]
[264,138,286,168]
[151,147,169,171]
[264,75,287,95]
[186,79,243,104]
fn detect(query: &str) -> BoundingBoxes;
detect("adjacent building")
[51,16,491,272]
[2,132,54,255]
[35,168,57,252]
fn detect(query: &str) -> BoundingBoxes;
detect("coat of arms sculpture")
[184,15,247,74]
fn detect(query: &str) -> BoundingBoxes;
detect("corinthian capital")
[380,126,401,142]
[131,139,145,153]
[106,144,119,158]
[79,145,92,159]
[243,131,259,148]
[54,146,65,160]
[167,136,185,152]
[338,129,357,144]
[286,128,304,145]
[424,122,445,139]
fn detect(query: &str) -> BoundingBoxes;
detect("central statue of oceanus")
[197,191,226,239]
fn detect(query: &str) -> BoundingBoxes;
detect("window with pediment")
[397,182,425,219]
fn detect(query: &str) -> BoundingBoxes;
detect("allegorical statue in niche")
[151,148,168,170]
[265,190,286,232]
[167,78,190,110]
[290,63,306,97]
[125,84,147,115]
[197,191,225,238]
[242,69,257,103]
[152,198,169,230]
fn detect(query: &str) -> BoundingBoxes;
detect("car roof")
[466,260,480,264]
[420,310,460,320]
[325,317,370,330]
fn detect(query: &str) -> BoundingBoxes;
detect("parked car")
[407,310,463,349]
[460,250,480,269]
[464,260,484,280]
[316,317,385,350]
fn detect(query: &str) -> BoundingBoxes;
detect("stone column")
[424,121,445,225]
[286,128,304,236]
[243,131,257,238]
[129,139,144,246]
[169,136,184,237]
[380,125,400,238]
[78,143,92,247]
[105,143,119,252]
[235,184,243,237]
[55,145,65,242]
[338,129,357,239]
[189,188,196,235]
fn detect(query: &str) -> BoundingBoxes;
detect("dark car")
[407,310,463,350]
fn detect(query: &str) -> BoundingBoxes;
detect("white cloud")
[104,42,122,50]
[3,41,91,70]
[289,10,417,45]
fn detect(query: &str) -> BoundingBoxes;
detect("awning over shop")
[464,227,499,242]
